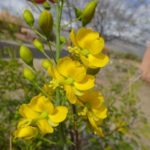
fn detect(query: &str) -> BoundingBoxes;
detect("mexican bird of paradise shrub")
[13,0,110,149]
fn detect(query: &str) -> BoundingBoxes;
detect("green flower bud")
[42,1,51,10]
[60,36,66,44]
[20,45,33,66]
[23,9,34,27]
[33,39,44,52]
[82,0,98,26]
[41,59,52,70]
[23,68,35,81]
[38,10,53,39]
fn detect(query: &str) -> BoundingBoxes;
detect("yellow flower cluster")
[47,27,109,136]
[69,27,109,68]
[14,95,68,139]
[14,27,109,139]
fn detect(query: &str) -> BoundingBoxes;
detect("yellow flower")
[48,57,95,104]
[78,91,107,137]
[69,27,109,68]
[17,95,68,136]
[14,126,38,139]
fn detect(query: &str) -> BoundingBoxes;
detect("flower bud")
[23,9,34,27]
[60,36,66,44]
[20,45,33,66]
[23,68,35,81]
[38,10,53,39]
[41,59,52,70]
[42,1,51,10]
[33,39,44,52]
[82,0,98,26]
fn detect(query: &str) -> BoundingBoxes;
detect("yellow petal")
[87,112,104,137]
[79,91,104,109]
[64,85,78,104]
[93,105,107,119]
[37,119,54,134]
[48,66,64,82]
[87,38,104,54]
[70,29,78,46]
[81,53,109,68]
[17,119,32,128]
[14,126,38,139]
[58,57,86,82]
[74,75,95,91]
[76,28,99,48]
[49,106,68,123]
[29,95,54,114]
[19,104,39,119]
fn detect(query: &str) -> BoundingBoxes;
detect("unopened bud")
[20,45,33,66]
[33,39,44,52]
[42,1,51,10]
[60,36,66,44]
[23,68,35,81]
[41,59,52,70]
[82,0,98,26]
[23,9,34,27]
[39,10,53,39]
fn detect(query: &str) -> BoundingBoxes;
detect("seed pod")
[23,9,34,27]
[38,10,53,39]
[33,39,44,52]
[41,59,52,70]
[42,1,51,10]
[81,0,98,26]
[20,45,33,66]
[23,68,35,81]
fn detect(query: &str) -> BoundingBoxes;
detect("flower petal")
[14,126,38,139]
[87,112,104,137]
[86,38,104,54]
[70,29,78,46]
[29,95,54,114]
[19,104,39,119]
[81,53,109,68]
[79,91,104,109]
[37,119,54,134]
[93,105,107,119]
[58,57,86,82]
[74,75,95,91]
[64,85,78,104]
[49,106,68,123]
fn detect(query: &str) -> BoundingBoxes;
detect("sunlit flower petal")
[37,119,54,134]
[29,95,54,114]
[74,75,95,91]
[19,104,39,120]
[49,106,68,123]
[14,126,38,139]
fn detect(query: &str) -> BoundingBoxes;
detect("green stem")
[47,40,57,63]
[55,0,63,61]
